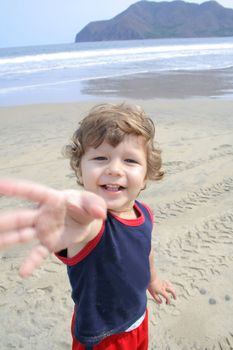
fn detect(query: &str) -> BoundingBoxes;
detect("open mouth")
[101,184,126,192]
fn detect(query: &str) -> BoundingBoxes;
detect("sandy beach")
[0,77,233,349]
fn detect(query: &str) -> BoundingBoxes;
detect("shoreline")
[0,98,233,350]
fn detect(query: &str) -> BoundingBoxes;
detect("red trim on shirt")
[140,202,154,224]
[109,202,145,226]
[55,222,105,266]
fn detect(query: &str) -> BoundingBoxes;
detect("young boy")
[0,103,176,350]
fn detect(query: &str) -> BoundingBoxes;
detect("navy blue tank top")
[56,200,153,346]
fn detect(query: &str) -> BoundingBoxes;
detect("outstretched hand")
[0,179,106,277]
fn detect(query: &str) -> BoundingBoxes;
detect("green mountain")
[75,0,233,42]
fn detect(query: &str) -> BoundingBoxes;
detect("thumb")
[66,190,107,224]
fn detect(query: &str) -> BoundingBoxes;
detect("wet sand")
[0,83,233,349]
[81,68,233,100]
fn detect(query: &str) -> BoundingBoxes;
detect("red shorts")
[72,309,148,350]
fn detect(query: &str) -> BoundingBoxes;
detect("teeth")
[104,184,121,191]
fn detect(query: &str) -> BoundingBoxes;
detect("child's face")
[80,135,147,216]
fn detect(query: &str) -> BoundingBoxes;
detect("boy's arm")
[148,249,176,304]
[0,179,106,277]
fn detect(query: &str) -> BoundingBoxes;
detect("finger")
[161,290,172,305]
[0,228,36,248]
[0,209,37,231]
[66,191,107,224]
[153,294,162,304]
[82,192,107,219]
[0,179,59,204]
[19,245,49,278]
[164,281,177,300]
[167,287,177,300]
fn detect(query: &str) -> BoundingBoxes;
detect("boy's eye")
[93,156,107,161]
[125,158,138,164]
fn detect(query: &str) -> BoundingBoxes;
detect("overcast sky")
[1,0,233,48]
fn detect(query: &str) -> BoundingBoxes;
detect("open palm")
[0,180,106,277]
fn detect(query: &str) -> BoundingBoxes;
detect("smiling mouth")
[101,184,126,192]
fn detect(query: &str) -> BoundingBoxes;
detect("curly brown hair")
[64,103,164,186]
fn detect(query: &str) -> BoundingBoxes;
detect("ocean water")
[0,37,233,106]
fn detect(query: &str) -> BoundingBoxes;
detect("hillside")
[75,0,233,42]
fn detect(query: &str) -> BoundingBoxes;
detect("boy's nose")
[105,160,123,176]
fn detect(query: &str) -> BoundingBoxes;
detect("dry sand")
[0,98,233,349]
